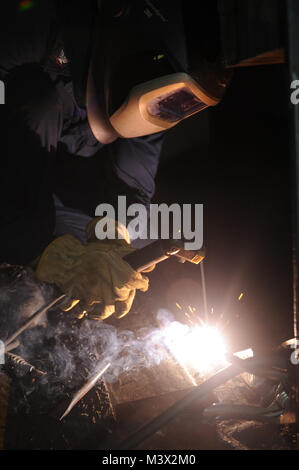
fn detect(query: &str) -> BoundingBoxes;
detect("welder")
[0,0,228,321]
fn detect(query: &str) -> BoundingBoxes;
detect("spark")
[197,316,206,327]
[175,302,182,310]
[189,308,199,319]
[153,54,165,61]
[63,299,80,311]
[77,310,87,320]
[238,293,244,301]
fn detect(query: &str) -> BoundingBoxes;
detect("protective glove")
[35,220,149,321]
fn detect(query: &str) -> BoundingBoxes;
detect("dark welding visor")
[87,0,230,141]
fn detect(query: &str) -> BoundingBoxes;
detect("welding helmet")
[87,0,231,141]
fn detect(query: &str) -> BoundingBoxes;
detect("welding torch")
[124,238,205,272]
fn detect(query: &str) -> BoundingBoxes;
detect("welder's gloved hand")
[35,220,149,321]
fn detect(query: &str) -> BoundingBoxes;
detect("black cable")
[116,353,288,450]
[117,364,238,450]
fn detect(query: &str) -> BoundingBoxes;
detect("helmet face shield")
[109,73,221,138]
[147,86,208,122]
[87,0,231,140]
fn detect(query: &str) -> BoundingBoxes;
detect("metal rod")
[200,260,209,322]
[60,362,111,420]
[4,294,66,347]
[203,403,282,419]
[5,352,47,376]
[226,353,287,382]
[4,340,20,352]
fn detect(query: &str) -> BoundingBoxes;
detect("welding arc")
[4,294,66,347]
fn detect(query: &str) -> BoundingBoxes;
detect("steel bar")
[4,294,66,347]
[4,341,20,353]
[60,362,111,420]
[200,261,209,322]
[203,403,282,419]
[5,352,47,376]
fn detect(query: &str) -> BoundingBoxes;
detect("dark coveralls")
[0,0,164,265]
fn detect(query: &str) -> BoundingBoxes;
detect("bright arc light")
[162,323,229,376]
